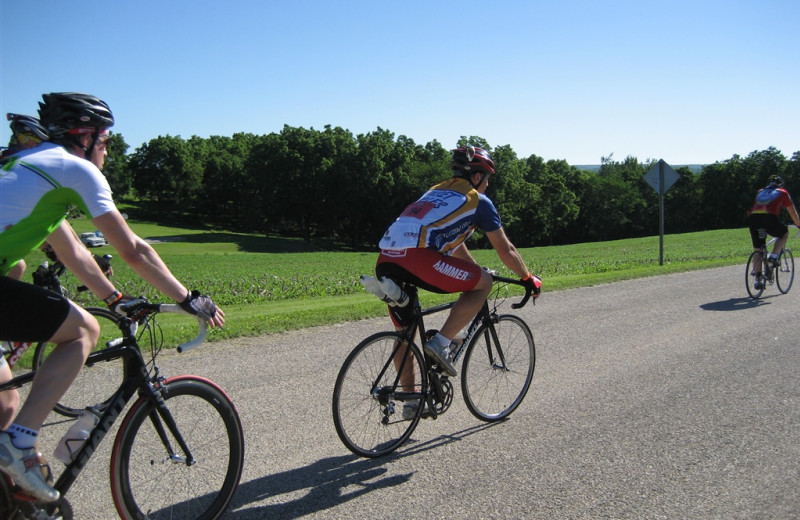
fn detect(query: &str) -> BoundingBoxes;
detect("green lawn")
[39,219,773,347]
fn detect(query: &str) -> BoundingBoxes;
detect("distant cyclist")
[0,92,224,502]
[368,145,541,383]
[747,175,800,290]
[1,113,48,159]
[2,114,50,279]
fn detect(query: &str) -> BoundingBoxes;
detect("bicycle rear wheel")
[33,307,125,417]
[745,251,765,299]
[332,331,427,458]
[777,248,794,294]
[110,376,244,520]
[461,315,535,422]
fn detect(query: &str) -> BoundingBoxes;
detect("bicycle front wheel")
[777,248,795,294]
[33,307,125,418]
[332,331,427,458]
[110,376,244,520]
[461,315,535,422]
[745,251,765,299]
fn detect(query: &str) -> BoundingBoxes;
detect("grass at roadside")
[41,221,778,347]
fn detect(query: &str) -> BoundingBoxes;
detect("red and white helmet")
[451,146,495,176]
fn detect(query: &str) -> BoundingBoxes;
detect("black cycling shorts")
[748,213,788,248]
[0,276,71,342]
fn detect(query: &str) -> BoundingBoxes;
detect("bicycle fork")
[145,381,197,466]
[482,324,510,371]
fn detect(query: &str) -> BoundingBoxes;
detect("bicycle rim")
[33,307,125,418]
[745,251,765,299]
[461,315,535,422]
[777,249,795,294]
[110,377,244,520]
[332,331,427,458]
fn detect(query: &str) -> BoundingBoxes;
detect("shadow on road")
[228,421,503,519]
[699,295,774,311]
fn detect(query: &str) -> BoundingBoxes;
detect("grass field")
[38,219,782,348]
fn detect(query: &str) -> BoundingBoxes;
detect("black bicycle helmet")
[7,113,49,142]
[38,92,114,139]
[451,146,496,176]
[767,175,784,187]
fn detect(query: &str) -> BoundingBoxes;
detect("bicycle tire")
[32,307,125,418]
[109,376,244,520]
[745,251,765,299]
[777,248,795,294]
[461,314,535,422]
[332,331,427,458]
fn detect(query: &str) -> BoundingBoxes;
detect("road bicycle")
[332,272,536,458]
[746,228,796,299]
[32,252,113,303]
[0,298,245,520]
[1,255,124,418]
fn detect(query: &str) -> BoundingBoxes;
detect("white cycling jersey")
[0,143,115,275]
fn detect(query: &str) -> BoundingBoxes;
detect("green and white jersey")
[0,143,115,275]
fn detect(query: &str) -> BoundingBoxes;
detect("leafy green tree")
[697,148,788,229]
[103,132,130,198]
[128,135,204,220]
[200,133,256,229]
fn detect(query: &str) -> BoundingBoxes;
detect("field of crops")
[39,219,764,345]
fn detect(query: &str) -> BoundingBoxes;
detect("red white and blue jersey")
[379,177,502,254]
[749,186,793,216]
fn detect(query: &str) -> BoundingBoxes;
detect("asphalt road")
[28,264,800,519]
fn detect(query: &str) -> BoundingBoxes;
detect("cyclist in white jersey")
[0,112,126,441]
[0,92,224,502]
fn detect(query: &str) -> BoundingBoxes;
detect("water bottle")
[54,407,100,465]
[360,275,409,307]
[360,275,392,305]
[378,277,409,307]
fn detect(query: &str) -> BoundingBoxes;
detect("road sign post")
[644,159,680,265]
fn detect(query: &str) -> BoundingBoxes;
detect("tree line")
[100,126,800,250]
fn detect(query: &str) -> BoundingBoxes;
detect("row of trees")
[100,126,800,249]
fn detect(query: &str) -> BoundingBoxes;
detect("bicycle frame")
[380,275,530,418]
[0,302,212,517]
[0,319,190,499]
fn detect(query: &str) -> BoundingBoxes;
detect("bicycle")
[332,272,536,458]
[746,228,796,299]
[1,255,125,418]
[32,253,114,303]
[0,298,245,520]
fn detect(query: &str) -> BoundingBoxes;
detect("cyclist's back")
[368,146,540,378]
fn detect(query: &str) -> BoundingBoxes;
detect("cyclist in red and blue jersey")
[747,175,800,290]
[370,146,541,382]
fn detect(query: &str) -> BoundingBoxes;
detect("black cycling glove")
[179,290,218,320]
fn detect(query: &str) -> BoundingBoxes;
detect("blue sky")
[1,0,797,165]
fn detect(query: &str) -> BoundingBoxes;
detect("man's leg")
[0,361,19,430]
[439,269,492,340]
[14,304,98,431]
[0,303,97,502]
[771,232,789,258]
[752,249,763,274]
